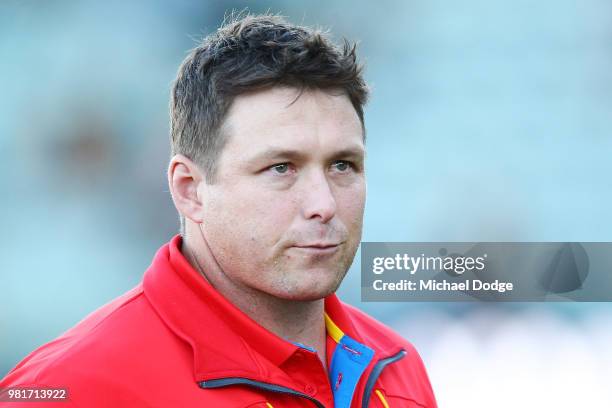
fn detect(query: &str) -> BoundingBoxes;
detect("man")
[1,14,437,408]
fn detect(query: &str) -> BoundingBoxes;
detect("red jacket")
[1,236,437,408]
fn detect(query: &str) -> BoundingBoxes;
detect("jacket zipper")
[198,349,406,408]
[199,378,325,408]
[361,349,407,408]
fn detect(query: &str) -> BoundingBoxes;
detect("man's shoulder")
[1,279,205,407]
[1,284,180,394]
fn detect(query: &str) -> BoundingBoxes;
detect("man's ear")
[168,154,205,224]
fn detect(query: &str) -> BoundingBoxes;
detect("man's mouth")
[291,243,342,254]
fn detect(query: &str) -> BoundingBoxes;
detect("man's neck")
[231,292,327,369]
[182,234,328,369]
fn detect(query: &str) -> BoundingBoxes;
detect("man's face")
[198,87,365,301]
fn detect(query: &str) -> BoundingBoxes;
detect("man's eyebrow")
[246,146,365,165]
[246,148,306,165]
[330,147,366,160]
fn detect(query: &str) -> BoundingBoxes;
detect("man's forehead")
[227,87,359,125]
[221,87,364,157]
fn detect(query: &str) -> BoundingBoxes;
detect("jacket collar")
[143,235,398,382]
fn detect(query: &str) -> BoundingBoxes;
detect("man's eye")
[271,163,290,174]
[332,160,352,172]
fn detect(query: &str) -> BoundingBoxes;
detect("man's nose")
[300,171,337,223]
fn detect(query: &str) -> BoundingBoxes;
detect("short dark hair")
[169,13,369,232]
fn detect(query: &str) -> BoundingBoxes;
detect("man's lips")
[290,242,342,254]
[295,243,341,249]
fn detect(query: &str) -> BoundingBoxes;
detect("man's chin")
[262,262,350,300]
[271,277,344,301]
